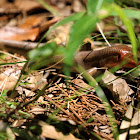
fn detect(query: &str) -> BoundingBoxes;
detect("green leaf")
[18,110,31,118]
[28,42,66,70]
[111,9,140,19]
[122,9,140,19]
[64,0,109,73]
[64,14,97,66]
[35,0,59,16]
[87,0,104,14]
[112,4,138,64]
[95,86,119,140]
[28,42,57,60]
[38,12,85,44]
[106,0,114,2]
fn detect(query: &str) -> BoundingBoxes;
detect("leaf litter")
[0,0,140,139]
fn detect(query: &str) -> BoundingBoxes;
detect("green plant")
[1,0,139,139]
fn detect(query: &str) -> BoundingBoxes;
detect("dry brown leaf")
[0,26,39,41]
[39,121,80,140]
[17,87,35,97]
[0,0,16,9]
[71,79,94,91]
[0,68,20,91]
[24,71,44,89]
[101,70,134,102]
[29,106,47,115]
[119,104,133,140]
[14,0,42,12]
[11,119,26,127]
[0,74,17,91]
[19,14,46,29]
[129,102,140,140]
[119,102,140,140]
[6,127,15,139]
[46,23,72,45]
[72,0,85,12]
[0,14,59,41]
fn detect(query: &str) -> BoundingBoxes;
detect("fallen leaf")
[29,106,46,115]
[101,70,134,102]
[129,102,140,140]
[19,14,46,28]
[15,0,42,12]
[71,79,94,91]
[0,74,17,91]
[0,26,39,41]
[46,23,72,45]
[39,121,80,140]
[0,14,58,41]
[119,104,133,140]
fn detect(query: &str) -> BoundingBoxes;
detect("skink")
[75,45,138,69]
[0,40,138,69]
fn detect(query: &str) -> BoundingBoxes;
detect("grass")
[0,0,139,139]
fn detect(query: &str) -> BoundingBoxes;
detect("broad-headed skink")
[0,40,139,69]
[75,45,139,69]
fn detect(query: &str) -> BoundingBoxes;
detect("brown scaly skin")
[75,45,139,69]
[0,40,139,69]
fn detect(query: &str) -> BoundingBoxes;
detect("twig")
[96,23,111,47]
[0,50,26,61]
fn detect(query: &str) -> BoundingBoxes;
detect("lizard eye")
[114,55,121,60]
[118,54,121,60]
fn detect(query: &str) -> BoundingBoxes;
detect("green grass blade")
[35,0,59,16]
[95,86,119,140]
[64,14,97,76]
[35,11,85,46]
[87,0,104,14]
[111,9,140,19]
[75,65,119,140]
[0,61,26,66]
[112,4,138,64]
[65,15,97,66]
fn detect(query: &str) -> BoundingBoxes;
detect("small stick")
[96,23,111,47]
